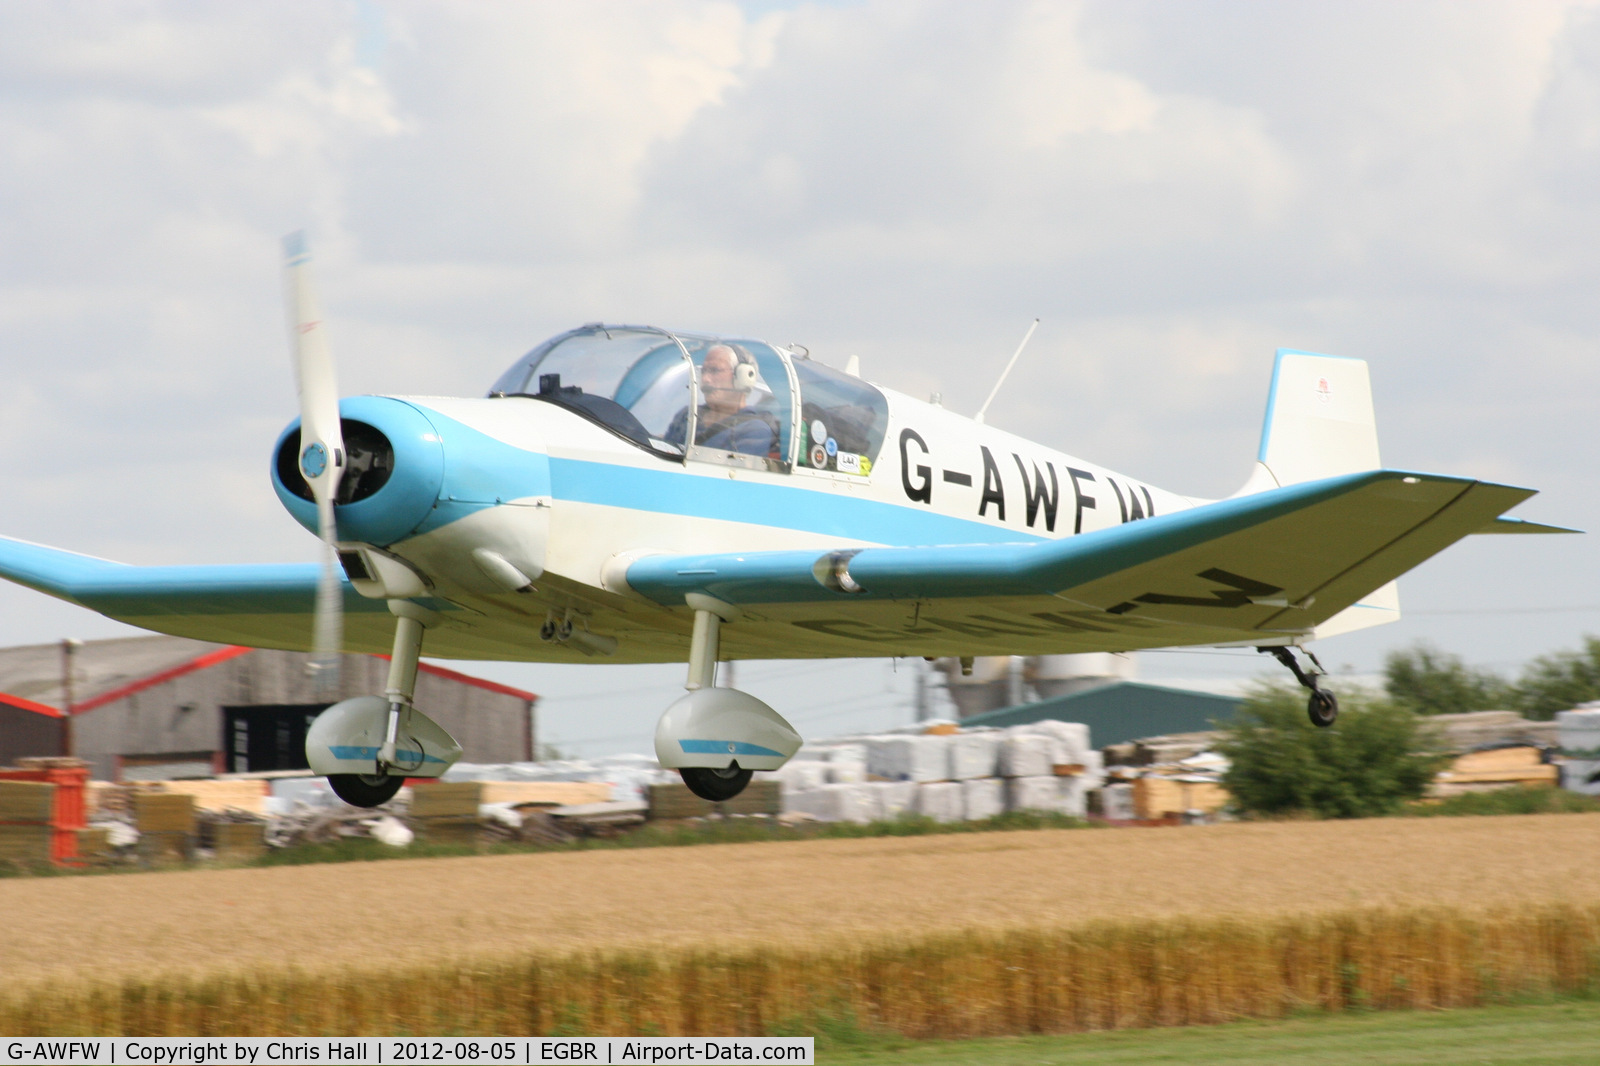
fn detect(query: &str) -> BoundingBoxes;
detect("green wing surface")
[624,471,1540,656]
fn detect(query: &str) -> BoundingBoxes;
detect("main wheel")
[680,764,753,801]
[328,772,405,808]
[1307,689,1339,728]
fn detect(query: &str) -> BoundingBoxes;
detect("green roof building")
[960,681,1242,748]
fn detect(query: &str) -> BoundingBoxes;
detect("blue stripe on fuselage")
[404,402,1045,547]
[545,456,1045,547]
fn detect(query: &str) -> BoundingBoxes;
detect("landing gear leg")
[1258,645,1339,727]
[326,601,430,807]
[378,602,428,769]
[677,595,755,800]
[684,598,723,692]
[653,593,765,802]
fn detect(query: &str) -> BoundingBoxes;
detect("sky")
[1,0,1598,757]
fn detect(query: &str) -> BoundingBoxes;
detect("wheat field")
[4,904,1599,1037]
[3,813,1599,994]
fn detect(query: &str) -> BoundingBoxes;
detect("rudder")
[1236,349,1398,638]
[1240,349,1380,492]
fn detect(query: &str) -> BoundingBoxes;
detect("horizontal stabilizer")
[1473,516,1581,535]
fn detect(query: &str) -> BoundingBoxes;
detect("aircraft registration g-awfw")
[0,235,1576,805]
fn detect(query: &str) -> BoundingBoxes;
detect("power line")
[1408,605,1600,616]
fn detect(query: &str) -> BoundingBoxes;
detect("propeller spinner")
[282,231,345,694]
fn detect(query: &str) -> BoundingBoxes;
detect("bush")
[1512,636,1600,720]
[1384,642,1511,715]
[1216,684,1446,818]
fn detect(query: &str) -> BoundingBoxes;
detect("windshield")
[489,327,693,454]
[671,337,794,466]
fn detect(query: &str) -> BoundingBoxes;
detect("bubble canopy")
[489,324,887,476]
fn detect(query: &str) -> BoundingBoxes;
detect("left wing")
[0,535,407,653]
[623,470,1553,656]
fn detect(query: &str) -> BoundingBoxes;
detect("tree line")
[1213,635,1600,820]
[1383,636,1600,719]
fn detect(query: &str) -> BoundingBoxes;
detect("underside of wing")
[0,535,686,663]
[0,535,396,651]
[624,471,1542,658]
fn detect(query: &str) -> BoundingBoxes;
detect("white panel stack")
[961,777,1004,821]
[871,780,918,820]
[1007,775,1063,813]
[1078,750,1106,789]
[1100,782,1136,820]
[827,745,868,784]
[773,760,830,795]
[1025,720,1092,764]
[792,783,876,823]
[999,734,1055,778]
[915,781,965,823]
[868,735,950,782]
[949,732,1001,780]
[1056,777,1088,819]
[1558,708,1600,796]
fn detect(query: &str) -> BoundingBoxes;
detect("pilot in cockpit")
[664,343,779,456]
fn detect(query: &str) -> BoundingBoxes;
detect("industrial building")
[960,680,1242,747]
[933,653,1240,746]
[0,690,65,767]
[0,636,537,781]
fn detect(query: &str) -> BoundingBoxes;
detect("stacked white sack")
[1024,720,1091,763]
[1078,750,1106,789]
[999,734,1055,778]
[869,780,918,820]
[915,781,965,823]
[1008,775,1088,815]
[1564,762,1600,795]
[1100,782,1136,820]
[1056,776,1089,819]
[962,778,1004,820]
[827,745,869,784]
[949,732,1001,780]
[772,760,830,795]
[790,784,877,823]
[1557,709,1600,795]
[1558,709,1600,755]
[869,735,951,782]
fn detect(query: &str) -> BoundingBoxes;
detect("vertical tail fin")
[1239,349,1398,638]
[1240,349,1381,492]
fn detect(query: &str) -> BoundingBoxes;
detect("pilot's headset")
[729,346,762,393]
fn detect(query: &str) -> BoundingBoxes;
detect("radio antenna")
[973,318,1039,425]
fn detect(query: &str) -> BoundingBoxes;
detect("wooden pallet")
[648,779,781,820]
[410,782,483,818]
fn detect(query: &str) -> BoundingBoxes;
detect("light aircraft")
[0,236,1574,806]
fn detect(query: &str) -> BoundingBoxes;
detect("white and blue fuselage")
[268,326,1202,665]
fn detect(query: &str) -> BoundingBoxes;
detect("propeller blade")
[283,231,346,694]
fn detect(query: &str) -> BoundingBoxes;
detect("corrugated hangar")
[0,636,537,781]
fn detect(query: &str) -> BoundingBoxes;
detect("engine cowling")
[272,396,445,547]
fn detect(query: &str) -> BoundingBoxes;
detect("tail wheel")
[328,772,405,808]
[680,764,752,801]
[1307,689,1339,728]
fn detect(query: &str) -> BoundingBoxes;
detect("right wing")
[623,470,1552,657]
